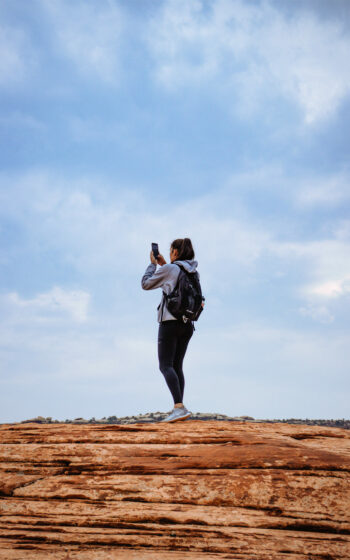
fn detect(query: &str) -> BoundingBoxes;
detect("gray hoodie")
[141,260,199,322]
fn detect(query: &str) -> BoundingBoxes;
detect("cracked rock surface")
[0,421,349,559]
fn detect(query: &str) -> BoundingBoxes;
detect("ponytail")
[171,237,195,260]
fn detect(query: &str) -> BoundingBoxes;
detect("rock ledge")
[1,420,349,559]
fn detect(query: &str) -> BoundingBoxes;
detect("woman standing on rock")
[141,238,202,423]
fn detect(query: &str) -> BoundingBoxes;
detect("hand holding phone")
[151,243,159,260]
[151,243,166,265]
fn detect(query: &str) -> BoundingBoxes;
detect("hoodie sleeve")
[141,263,174,290]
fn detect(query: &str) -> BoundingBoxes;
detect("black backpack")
[163,263,205,322]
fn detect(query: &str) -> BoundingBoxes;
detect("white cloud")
[41,0,123,83]
[306,279,350,299]
[1,289,348,420]
[4,287,90,323]
[299,303,334,324]
[186,321,350,417]
[272,239,350,300]
[295,174,350,207]
[0,24,36,88]
[2,168,350,307]
[224,166,350,208]
[0,168,274,296]
[0,112,45,131]
[1,166,350,338]
[147,0,350,123]
[266,236,350,325]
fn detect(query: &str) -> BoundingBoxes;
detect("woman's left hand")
[150,251,166,266]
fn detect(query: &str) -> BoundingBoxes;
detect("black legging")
[158,319,194,405]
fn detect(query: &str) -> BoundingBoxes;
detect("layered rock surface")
[0,420,349,559]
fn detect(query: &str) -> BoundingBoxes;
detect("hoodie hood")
[174,259,198,273]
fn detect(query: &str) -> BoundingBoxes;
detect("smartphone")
[151,242,159,260]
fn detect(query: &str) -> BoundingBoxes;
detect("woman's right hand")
[150,251,166,266]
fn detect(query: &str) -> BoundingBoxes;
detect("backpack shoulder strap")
[162,263,183,300]
[174,262,190,275]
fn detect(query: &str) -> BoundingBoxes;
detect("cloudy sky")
[1,0,349,423]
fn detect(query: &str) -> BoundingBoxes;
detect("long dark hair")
[171,238,195,260]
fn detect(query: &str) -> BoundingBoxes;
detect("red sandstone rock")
[0,421,349,559]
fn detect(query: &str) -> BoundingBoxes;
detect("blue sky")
[1,0,349,422]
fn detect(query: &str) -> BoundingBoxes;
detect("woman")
[141,238,198,423]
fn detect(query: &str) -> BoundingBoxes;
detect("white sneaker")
[161,407,191,423]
